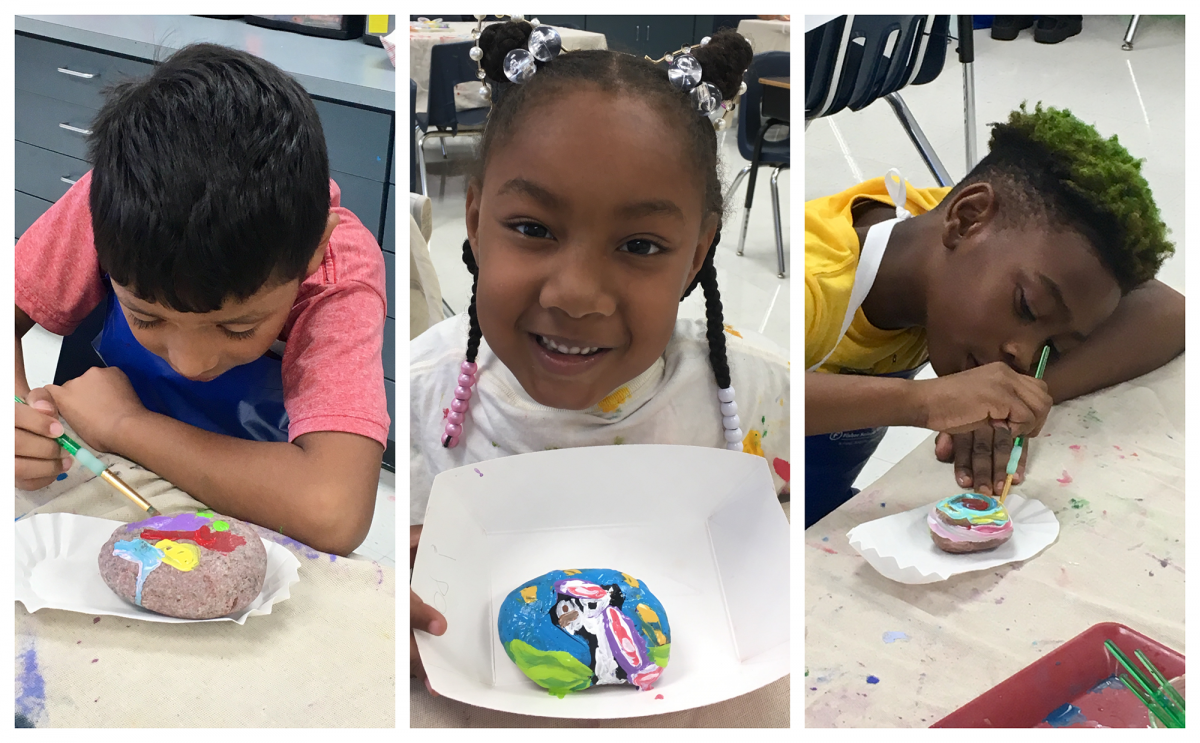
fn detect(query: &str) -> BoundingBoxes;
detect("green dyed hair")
[949,102,1172,292]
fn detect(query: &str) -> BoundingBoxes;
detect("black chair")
[415,40,489,194]
[725,51,790,278]
[805,15,958,187]
[410,79,421,194]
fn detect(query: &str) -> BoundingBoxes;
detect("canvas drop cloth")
[804,356,1185,727]
[15,442,395,728]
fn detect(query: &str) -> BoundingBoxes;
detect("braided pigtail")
[682,232,741,451]
[441,240,484,449]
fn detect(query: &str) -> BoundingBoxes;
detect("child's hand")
[410,525,446,696]
[913,362,1051,438]
[934,427,1028,496]
[14,388,71,490]
[46,367,145,453]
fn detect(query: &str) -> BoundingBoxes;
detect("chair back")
[805,15,950,121]
[737,51,791,164]
[427,40,485,133]
[410,79,420,193]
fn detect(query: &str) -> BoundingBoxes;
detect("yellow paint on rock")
[154,539,200,571]
[636,603,659,623]
[655,629,667,645]
[742,429,765,458]
[563,569,581,576]
[597,386,631,413]
[621,573,639,588]
[521,586,538,603]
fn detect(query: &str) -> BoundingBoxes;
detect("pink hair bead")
[445,436,460,448]
[458,373,476,387]
[447,411,465,425]
[454,386,473,401]
[443,359,480,447]
[445,423,463,438]
[461,361,478,375]
[451,398,469,413]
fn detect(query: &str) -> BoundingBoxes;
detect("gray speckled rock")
[98,512,267,619]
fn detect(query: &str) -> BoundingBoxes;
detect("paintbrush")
[999,345,1052,505]
[1104,640,1185,727]
[15,395,159,517]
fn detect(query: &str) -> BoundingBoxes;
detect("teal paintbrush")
[999,345,1051,505]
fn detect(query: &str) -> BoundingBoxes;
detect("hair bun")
[692,30,754,100]
[478,20,533,83]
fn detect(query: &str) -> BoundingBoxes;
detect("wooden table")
[759,77,790,123]
[804,357,1185,727]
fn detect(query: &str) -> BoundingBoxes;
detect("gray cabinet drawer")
[334,170,383,242]
[383,184,395,253]
[16,34,154,111]
[15,142,89,203]
[384,378,395,443]
[15,88,95,161]
[16,191,53,238]
[382,249,395,320]
[314,99,391,183]
[383,317,395,381]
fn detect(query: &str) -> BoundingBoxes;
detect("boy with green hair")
[805,104,1183,528]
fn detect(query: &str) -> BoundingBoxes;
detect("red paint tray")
[933,622,1184,728]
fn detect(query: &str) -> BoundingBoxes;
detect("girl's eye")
[129,315,161,330]
[513,222,553,240]
[620,239,662,256]
[221,326,258,341]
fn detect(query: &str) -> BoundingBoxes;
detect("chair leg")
[736,203,753,257]
[1123,15,1140,51]
[725,165,751,205]
[770,166,786,278]
[440,139,448,159]
[961,61,978,169]
[417,131,430,197]
[884,92,953,187]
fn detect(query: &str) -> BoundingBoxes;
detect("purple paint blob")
[328,554,337,562]
[93,617,100,624]
[265,532,322,560]
[474,468,484,477]
[126,512,212,532]
[16,645,46,723]
[882,631,910,644]
[867,675,880,684]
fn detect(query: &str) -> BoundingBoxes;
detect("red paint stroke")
[1057,471,1073,485]
[772,457,790,481]
[1069,445,1081,451]
[811,544,838,555]
[442,407,449,420]
[960,497,990,511]
[1131,452,1139,457]
[140,525,246,553]
[655,694,664,700]
[1113,445,1122,450]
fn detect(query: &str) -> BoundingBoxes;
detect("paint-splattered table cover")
[15,445,395,728]
[804,355,1185,728]
[410,501,791,728]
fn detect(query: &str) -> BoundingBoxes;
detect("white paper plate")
[847,494,1060,584]
[15,513,302,624]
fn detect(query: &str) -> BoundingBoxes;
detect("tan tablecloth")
[15,446,396,728]
[804,356,1185,727]
[737,19,792,53]
[410,21,608,113]
[410,501,791,727]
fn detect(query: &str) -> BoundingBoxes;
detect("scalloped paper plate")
[15,513,301,624]
[847,494,1060,584]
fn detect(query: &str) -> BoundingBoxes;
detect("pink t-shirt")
[15,172,390,447]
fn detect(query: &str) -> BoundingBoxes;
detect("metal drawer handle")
[57,67,96,79]
[58,123,93,136]
[60,176,78,186]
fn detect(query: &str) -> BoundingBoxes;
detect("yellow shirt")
[805,177,951,374]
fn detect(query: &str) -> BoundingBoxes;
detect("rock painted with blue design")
[498,569,671,697]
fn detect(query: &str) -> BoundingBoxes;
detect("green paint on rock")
[211,520,230,531]
[505,639,593,698]
[1069,498,1089,509]
[196,509,214,518]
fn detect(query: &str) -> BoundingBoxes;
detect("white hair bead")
[726,442,742,451]
[722,414,740,430]
[720,401,738,417]
[724,428,743,444]
[718,387,736,403]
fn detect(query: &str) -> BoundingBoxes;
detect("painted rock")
[498,569,671,697]
[98,510,268,619]
[927,493,1014,553]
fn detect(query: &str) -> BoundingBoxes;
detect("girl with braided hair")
[410,21,789,688]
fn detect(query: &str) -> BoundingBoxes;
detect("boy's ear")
[942,182,998,250]
[465,178,482,262]
[306,212,341,277]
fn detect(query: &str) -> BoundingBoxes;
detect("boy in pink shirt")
[14,44,388,556]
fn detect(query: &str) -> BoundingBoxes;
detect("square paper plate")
[412,445,790,718]
[15,513,302,624]
[847,494,1060,584]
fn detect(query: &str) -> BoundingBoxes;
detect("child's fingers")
[1015,443,1029,483]
[411,590,446,635]
[410,632,426,679]
[410,525,422,568]
[990,428,1015,494]
[15,427,67,462]
[952,432,973,488]
[24,387,60,419]
[15,455,69,489]
[933,432,955,462]
[971,432,993,495]
[15,402,64,439]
